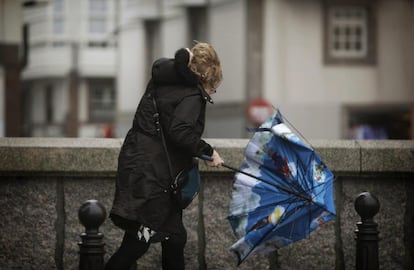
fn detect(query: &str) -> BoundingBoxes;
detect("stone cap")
[0,138,122,176]
[0,138,413,176]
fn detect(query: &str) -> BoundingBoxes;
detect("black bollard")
[78,199,107,270]
[354,191,380,270]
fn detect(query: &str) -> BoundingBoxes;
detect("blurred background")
[0,0,412,139]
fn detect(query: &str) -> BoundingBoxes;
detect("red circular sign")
[247,98,273,124]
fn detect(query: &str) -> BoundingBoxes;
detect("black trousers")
[104,231,186,270]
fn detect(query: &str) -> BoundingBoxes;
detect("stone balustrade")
[0,138,413,269]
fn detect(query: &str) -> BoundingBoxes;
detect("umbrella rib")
[246,193,306,215]
[258,161,302,189]
[240,195,307,264]
[282,137,313,194]
[223,163,313,202]
[260,136,312,196]
[286,197,302,239]
[231,142,313,202]
[279,110,313,148]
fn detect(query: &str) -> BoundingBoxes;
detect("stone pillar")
[1,44,22,137]
[65,43,79,137]
[245,0,264,125]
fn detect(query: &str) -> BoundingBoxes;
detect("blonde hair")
[189,42,223,90]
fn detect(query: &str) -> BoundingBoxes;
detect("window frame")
[52,0,65,35]
[88,0,108,34]
[323,0,377,65]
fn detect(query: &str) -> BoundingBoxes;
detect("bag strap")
[151,94,177,189]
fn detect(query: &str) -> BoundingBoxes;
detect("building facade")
[20,0,413,139]
[115,0,252,138]
[261,0,413,139]
[23,0,117,137]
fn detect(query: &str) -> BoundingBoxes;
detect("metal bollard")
[354,191,380,270]
[78,199,107,270]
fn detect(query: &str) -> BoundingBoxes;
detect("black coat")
[109,49,214,240]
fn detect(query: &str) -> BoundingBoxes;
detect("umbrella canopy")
[227,110,336,264]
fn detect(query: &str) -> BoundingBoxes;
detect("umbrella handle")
[200,155,238,172]
[201,155,237,172]
[200,154,236,171]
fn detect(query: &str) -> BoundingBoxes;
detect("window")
[53,17,64,34]
[330,7,367,58]
[89,0,107,33]
[324,2,376,65]
[345,104,411,139]
[53,0,64,34]
[53,0,64,12]
[89,80,115,123]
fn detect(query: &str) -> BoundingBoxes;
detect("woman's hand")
[205,149,224,167]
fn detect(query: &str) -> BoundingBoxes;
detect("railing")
[354,192,380,270]
[77,191,382,270]
[78,200,106,270]
[0,138,413,270]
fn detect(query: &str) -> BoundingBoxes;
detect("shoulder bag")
[151,95,201,209]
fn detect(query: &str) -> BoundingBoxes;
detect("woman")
[105,42,224,270]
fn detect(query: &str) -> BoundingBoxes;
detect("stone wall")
[0,138,413,270]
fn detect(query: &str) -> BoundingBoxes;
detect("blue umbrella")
[227,110,336,265]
